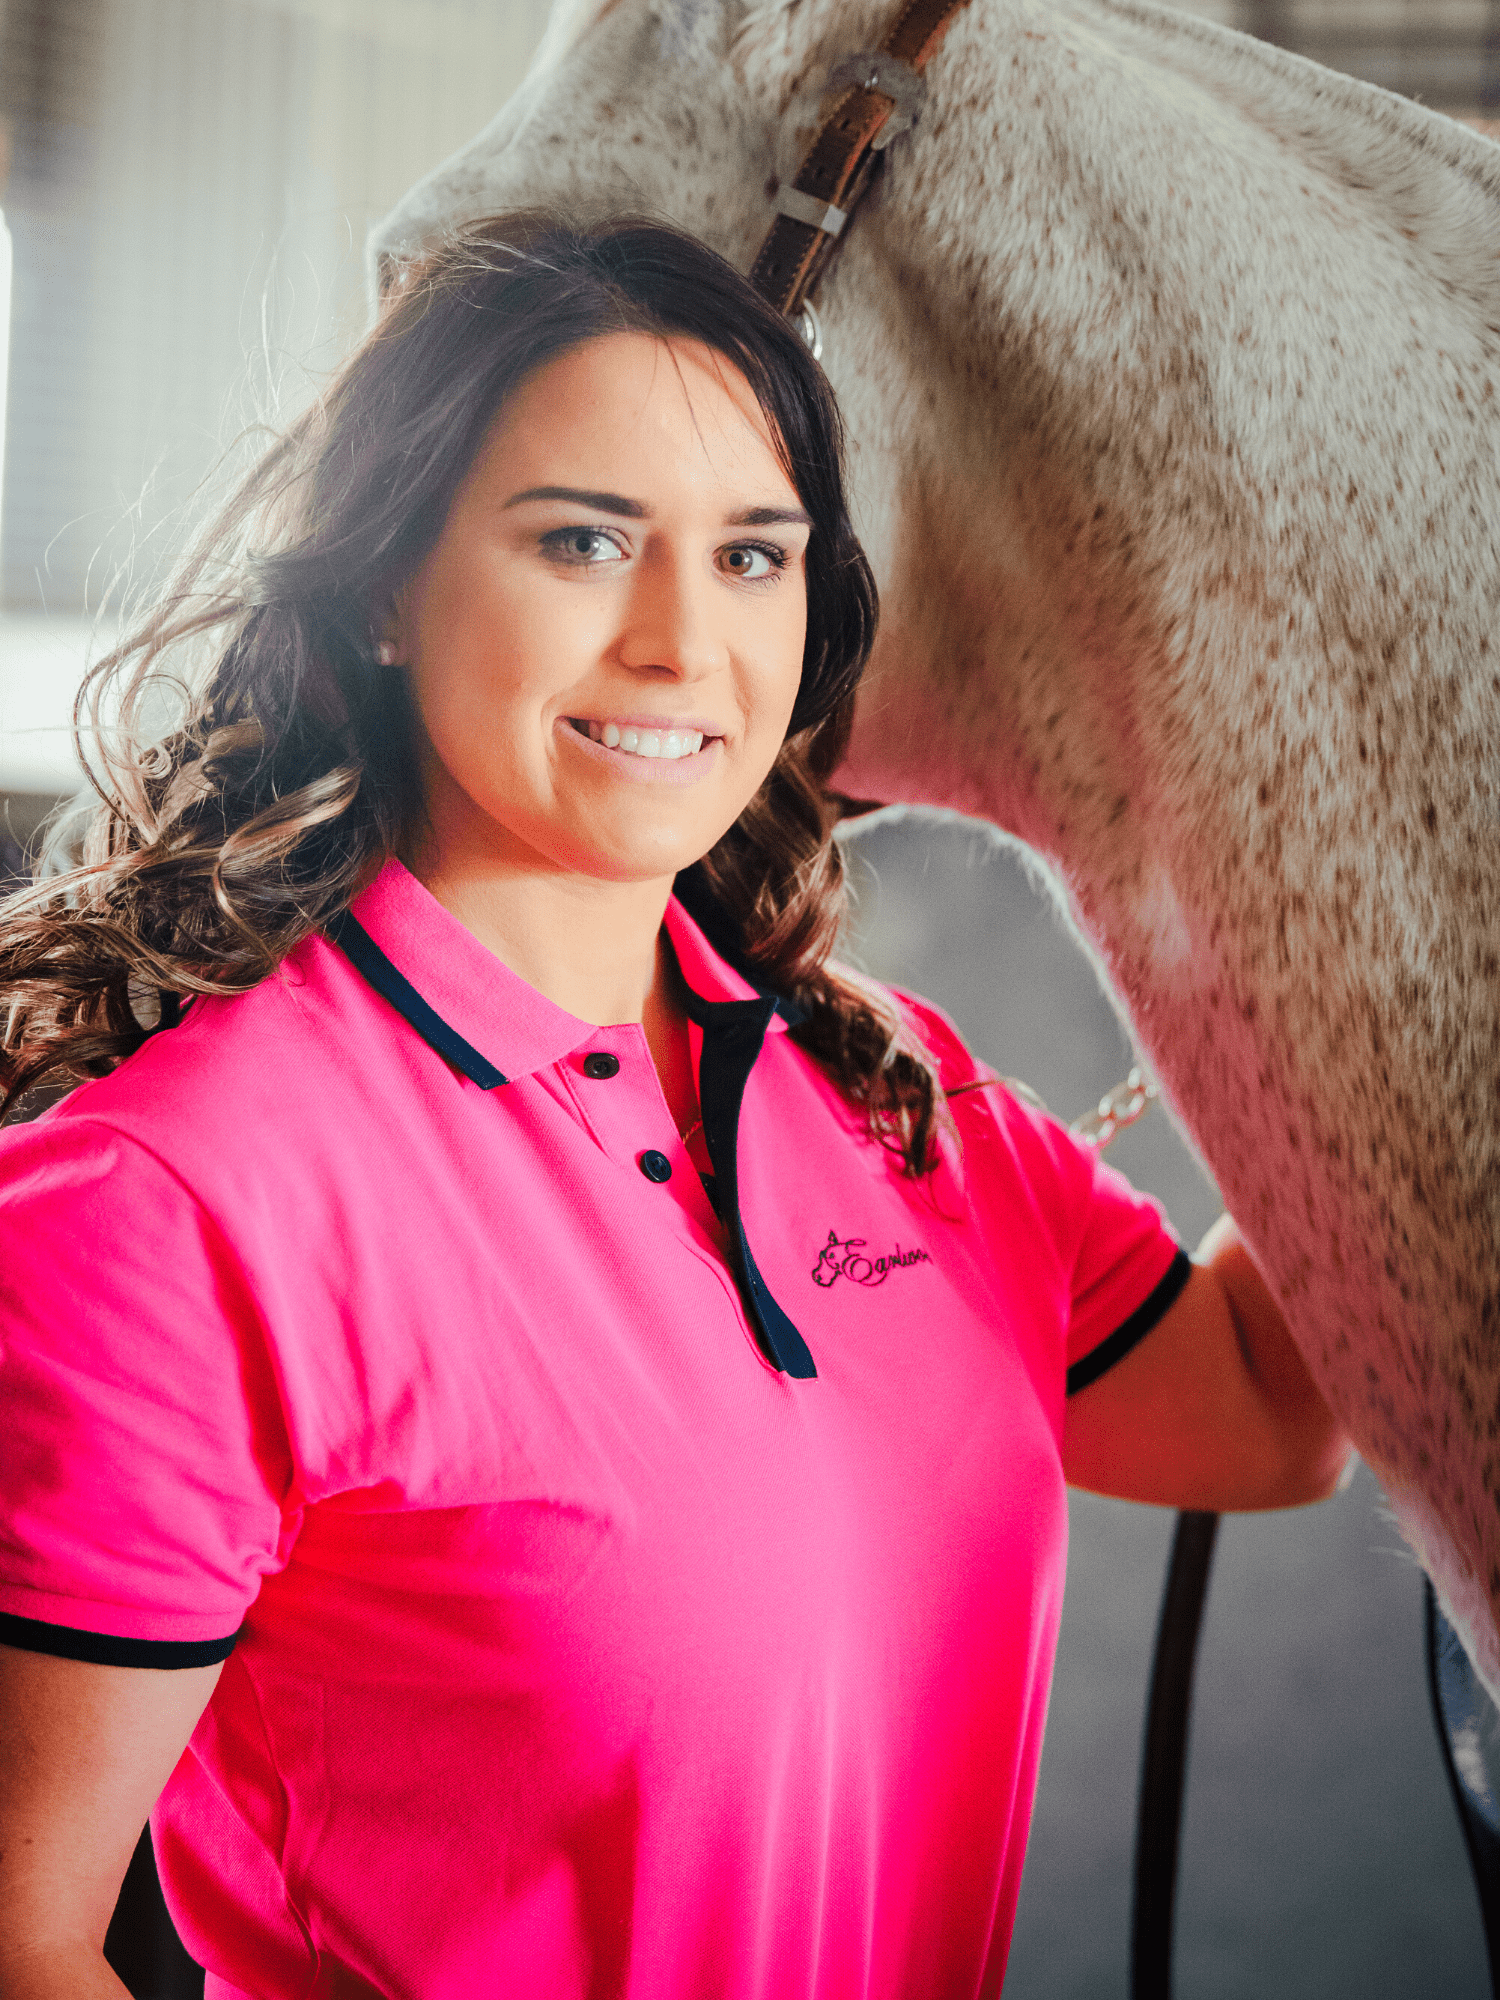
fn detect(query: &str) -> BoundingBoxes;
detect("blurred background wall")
[0,0,1495,1993]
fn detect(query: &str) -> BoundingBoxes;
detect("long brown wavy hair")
[0,213,946,1169]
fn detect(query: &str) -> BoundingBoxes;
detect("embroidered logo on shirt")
[811,1230,934,1288]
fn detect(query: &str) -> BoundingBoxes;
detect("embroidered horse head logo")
[811,1229,932,1288]
[811,1229,853,1287]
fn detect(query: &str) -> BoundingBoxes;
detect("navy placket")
[680,986,816,1380]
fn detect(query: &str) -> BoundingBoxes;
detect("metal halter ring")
[797,301,824,362]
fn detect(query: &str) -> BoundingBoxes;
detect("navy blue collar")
[671,864,807,1028]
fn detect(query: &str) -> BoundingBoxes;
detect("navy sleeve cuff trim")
[0,1610,240,1669]
[1066,1245,1193,1398]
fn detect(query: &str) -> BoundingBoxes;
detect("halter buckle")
[826,51,929,149]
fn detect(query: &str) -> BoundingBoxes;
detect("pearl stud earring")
[376,640,397,666]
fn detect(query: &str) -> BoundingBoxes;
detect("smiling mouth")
[568,719,719,762]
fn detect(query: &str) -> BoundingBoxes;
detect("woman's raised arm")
[0,1644,220,1999]
[1063,1215,1354,1512]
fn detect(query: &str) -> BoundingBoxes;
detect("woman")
[0,214,1347,1999]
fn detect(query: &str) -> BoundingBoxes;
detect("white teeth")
[585,723,708,760]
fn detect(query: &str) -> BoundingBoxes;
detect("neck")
[407,829,674,1029]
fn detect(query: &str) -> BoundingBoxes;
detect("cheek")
[411,598,570,746]
[409,659,498,762]
[410,540,558,688]
[750,597,808,733]
[406,650,532,813]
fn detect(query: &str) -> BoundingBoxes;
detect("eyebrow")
[502,485,811,529]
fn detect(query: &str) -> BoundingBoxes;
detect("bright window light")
[0,205,10,563]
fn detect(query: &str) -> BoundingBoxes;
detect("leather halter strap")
[749,0,973,317]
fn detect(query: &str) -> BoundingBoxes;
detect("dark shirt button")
[638,1150,673,1184]
[583,1052,620,1079]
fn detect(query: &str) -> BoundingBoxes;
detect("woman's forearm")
[0,1943,132,2000]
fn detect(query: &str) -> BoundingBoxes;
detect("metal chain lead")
[1069,1064,1159,1152]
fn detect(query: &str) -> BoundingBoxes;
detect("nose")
[615,542,726,684]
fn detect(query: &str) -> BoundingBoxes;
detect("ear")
[373,594,406,668]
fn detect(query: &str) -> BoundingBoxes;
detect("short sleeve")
[886,986,1190,1397]
[1051,1145,1191,1394]
[0,1113,292,1666]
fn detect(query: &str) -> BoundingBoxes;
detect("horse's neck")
[830,0,1500,885]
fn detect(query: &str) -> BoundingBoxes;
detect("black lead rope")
[1132,1523,1500,2000]
[1131,1508,1220,2000]
[1426,1578,1500,1993]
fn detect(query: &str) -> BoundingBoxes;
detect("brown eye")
[720,543,782,579]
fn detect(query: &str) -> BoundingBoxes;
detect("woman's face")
[393,331,811,888]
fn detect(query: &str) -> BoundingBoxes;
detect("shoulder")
[877,983,979,1085]
[862,977,1173,1271]
[0,931,365,1180]
[0,933,403,1290]
[0,1099,256,1310]
[873,978,1088,1190]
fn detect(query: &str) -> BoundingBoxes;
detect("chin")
[557,818,734,887]
[559,842,711,887]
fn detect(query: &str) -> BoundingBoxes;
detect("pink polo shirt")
[0,859,1186,2000]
